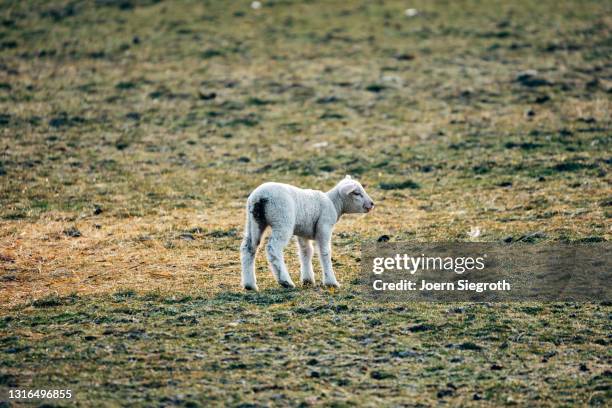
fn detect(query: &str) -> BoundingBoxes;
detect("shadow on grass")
[213,289,298,306]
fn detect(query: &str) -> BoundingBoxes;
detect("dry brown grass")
[2,172,609,309]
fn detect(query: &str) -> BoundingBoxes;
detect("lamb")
[240,176,374,290]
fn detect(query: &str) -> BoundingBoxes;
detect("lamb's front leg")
[315,227,340,288]
[296,237,315,286]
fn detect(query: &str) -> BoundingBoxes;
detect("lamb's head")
[337,175,375,214]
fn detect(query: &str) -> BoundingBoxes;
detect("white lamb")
[240,176,374,290]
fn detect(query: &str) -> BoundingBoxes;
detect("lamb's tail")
[244,196,268,249]
[243,214,258,250]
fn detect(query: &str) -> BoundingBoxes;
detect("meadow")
[0,0,610,406]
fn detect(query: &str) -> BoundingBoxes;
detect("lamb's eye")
[352,191,361,196]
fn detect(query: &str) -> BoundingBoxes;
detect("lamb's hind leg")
[241,219,263,291]
[266,227,295,288]
[297,237,315,286]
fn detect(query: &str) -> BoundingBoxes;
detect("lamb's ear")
[344,175,352,180]
[340,181,358,195]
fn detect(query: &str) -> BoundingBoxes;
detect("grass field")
[1,0,611,406]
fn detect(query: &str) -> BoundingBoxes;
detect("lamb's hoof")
[243,283,259,291]
[278,280,296,289]
[301,279,315,287]
[324,281,340,289]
